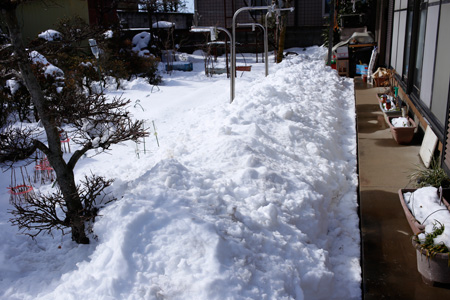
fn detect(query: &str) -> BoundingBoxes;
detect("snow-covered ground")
[0,47,361,299]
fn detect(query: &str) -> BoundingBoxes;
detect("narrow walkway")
[355,78,450,299]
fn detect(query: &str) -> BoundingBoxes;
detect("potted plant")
[388,116,417,145]
[398,160,450,285]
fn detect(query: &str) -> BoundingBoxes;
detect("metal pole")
[232,6,273,103]
[237,23,267,77]
[265,11,271,77]
[327,0,335,65]
[191,26,233,102]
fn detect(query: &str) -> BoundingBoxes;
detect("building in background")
[195,0,331,48]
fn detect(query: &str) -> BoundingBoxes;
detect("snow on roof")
[152,21,175,29]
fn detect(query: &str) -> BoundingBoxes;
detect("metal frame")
[237,22,268,77]
[193,5,294,103]
[231,6,273,102]
[190,26,233,101]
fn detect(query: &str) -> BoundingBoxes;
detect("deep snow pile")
[0,47,360,299]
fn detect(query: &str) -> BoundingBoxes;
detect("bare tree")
[1,0,147,244]
[276,0,292,63]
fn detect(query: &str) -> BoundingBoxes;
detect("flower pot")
[388,117,416,145]
[399,188,450,286]
[412,238,450,286]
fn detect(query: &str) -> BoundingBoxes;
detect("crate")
[337,59,349,77]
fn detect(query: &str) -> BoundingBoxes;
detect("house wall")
[16,0,90,43]
[388,0,450,169]
[117,11,193,30]
[389,0,450,138]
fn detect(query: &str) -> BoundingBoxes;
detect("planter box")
[388,117,416,145]
[236,66,252,72]
[399,188,450,286]
[376,93,402,117]
[165,62,193,72]
[398,189,426,235]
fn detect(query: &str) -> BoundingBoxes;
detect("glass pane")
[413,6,427,91]
[391,12,400,68]
[420,5,439,107]
[396,11,407,74]
[402,5,414,81]
[431,3,450,127]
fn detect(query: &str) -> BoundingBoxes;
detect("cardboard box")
[356,64,368,75]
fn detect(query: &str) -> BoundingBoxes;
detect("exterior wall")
[388,0,450,169]
[117,11,194,30]
[16,0,90,43]
[195,0,326,47]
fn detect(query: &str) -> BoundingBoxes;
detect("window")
[402,1,414,81]
[412,3,427,95]
[323,0,331,16]
[430,3,450,127]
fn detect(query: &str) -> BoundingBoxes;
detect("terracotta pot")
[388,117,416,144]
[412,238,450,286]
[399,189,450,285]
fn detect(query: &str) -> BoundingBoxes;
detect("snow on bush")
[38,29,62,41]
[132,32,151,56]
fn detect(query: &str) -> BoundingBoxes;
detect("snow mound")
[0,47,360,300]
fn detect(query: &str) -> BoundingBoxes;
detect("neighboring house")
[13,0,117,43]
[195,0,331,48]
[376,0,450,172]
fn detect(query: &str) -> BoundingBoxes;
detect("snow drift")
[0,47,361,299]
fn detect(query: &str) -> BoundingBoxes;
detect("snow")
[403,187,450,247]
[132,32,151,56]
[391,117,410,127]
[0,46,361,299]
[5,79,20,95]
[152,21,175,29]
[38,29,62,41]
[29,50,64,79]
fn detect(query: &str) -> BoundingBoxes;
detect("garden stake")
[152,120,159,147]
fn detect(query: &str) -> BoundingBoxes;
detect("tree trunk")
[276,20,287,63]
[1,3,89,244]
[276,1,292,64]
